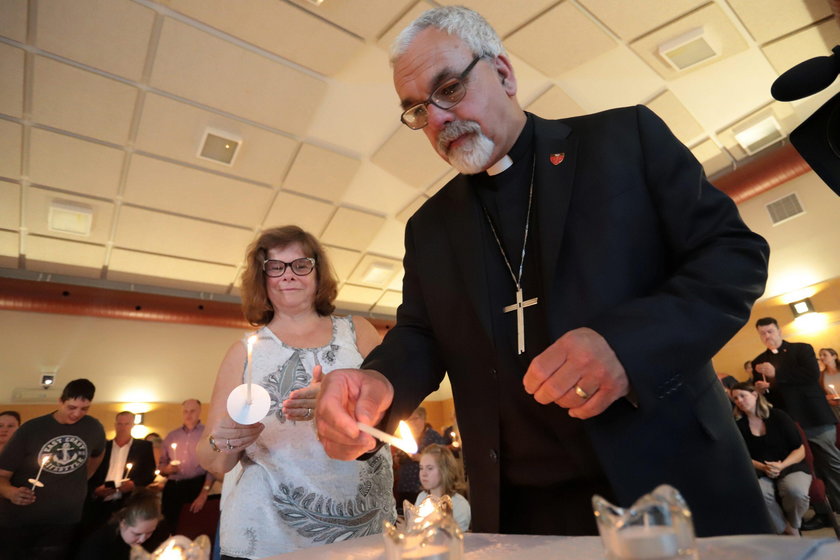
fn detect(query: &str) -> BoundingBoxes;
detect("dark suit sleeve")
[363,218,448,429]
[587,106,769,408]
[780,344,822,385]
[129,440,157,487]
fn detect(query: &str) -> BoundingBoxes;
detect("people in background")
[744,360,754,378]
[731,381,811,535]
[0,378,106,559]
[85,411,157,534]
[394,407,447,511]
[819,348,840,421]
[315,5,772,537]
[76,488,162,559]
[416,444,470,532]
[158,399,214,537]
[196,225,395,559]
[0,411,20,455]
[752,317,840,513]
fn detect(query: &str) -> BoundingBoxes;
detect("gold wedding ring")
[574,385,590,400]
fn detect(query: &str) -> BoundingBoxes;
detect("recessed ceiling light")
[361,262,396,286]
[48,200,93,236]
[198,128,241,166]
[733,116,783,155]
[658,27,719,71]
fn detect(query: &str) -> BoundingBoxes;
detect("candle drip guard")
[593,484,698,560]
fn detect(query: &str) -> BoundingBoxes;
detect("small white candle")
[30,454,51,490]
[170,443,180,466]
[613,525,678,559]
[357,420,418,454]
[246,334,257,404]
[123,462,133,480]
[829,384,839,398]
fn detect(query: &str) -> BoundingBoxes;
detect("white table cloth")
[264,532,840,560]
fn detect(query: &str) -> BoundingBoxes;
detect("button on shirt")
[160,422,207,481]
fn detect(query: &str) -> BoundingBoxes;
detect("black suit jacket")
[89,438,156,494]
[364,107,771,537]
[753,340,836,428]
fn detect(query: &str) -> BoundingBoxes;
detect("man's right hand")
[315,368,394,460]
[93,484,117,498]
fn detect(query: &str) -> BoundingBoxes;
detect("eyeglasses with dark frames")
[263,257,316,277]
[400,55,486,130]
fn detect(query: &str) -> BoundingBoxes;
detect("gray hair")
[390,6,506,65]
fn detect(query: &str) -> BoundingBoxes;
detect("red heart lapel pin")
[549,153,565,165]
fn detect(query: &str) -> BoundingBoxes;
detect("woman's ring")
[226,438,233,450]
[574,385,590,400]
[307,408,312,417]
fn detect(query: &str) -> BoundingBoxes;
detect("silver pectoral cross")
[503,288,538,354]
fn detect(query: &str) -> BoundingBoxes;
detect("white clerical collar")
[486,155,513,176]
[770,348,779,354]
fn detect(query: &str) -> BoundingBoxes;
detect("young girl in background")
[415,444,471,531]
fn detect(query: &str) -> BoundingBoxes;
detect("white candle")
[829,384,839,398]
[30,454,51,490]
[357,420,418,454]
[613,525,679,559]
[170,443,180,466]
[246,334,257,404]
[123,462,133,480]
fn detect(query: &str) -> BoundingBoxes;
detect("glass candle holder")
[383,495,464,560]
[130,534,211,560]
[593,484,698,560]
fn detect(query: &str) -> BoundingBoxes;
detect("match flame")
[396,420,418,454]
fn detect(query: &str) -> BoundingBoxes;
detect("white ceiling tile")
[0,182,20,229]
[556,46,664,112]
[108,247,236,288]
[342,161,419,216]
[323,245,362,282]
[387,268,404,291]
[150,18,327,135]
[28,129,124,198]
[135,93,298,186]
[525,86,585,120]
[646,90,705,146]
[36,0,155,81]
[114,206,253,263]
[508,52,554,110]
[0,0,27,42]
[377,1,437,52]
[24,187,115,244]
[372,290,403,315]
[690,138,732,177]
[124,155,274,227]
[336,283,382,312]
[727,0,832,45]
[0,120,22,179]
[288,0,415,40]
[320,207,385,251]
[629,3,748,80]
[506,2,617,77]
[371,126,451,190]
[366,218,407,260]
[166,0,362,76]
[426,170,457,197]
[668,47,777,133]
[31,56,137,144]
[438,0,559,37]
[25,235,106,274]
[0,230,18,259]
[284,144,360,203]
[579,0,708,41]
[305,44,400,156]
[762,18,840,75]
[0,44,24,118]
[262,191,335,236]
[348,254,402,288]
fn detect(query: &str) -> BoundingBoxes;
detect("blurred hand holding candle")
[123,462,133,481]
[829,384,839,398]
[28,454,51,490]
[226,334,271,425]
[357,420,418,454]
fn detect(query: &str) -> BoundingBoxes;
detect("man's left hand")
[189,491,207,513]
[118,479,135,493]
[524,327,629,419]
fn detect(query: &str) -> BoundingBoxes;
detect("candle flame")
[417,496,437,518]
[171,443,177,450]
[396,420,418,454]
[158,540,183,560]
[40,454,51,466]
[125,462,133,472]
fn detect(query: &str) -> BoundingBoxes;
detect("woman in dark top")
[76,488,161,558]
[731,381,811,535]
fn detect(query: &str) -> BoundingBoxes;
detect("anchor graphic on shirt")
[53,442,78,466]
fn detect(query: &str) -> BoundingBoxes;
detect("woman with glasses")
[196,226,395,559]
[731,381,811,536]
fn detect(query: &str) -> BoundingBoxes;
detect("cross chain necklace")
[480,153,538,354]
